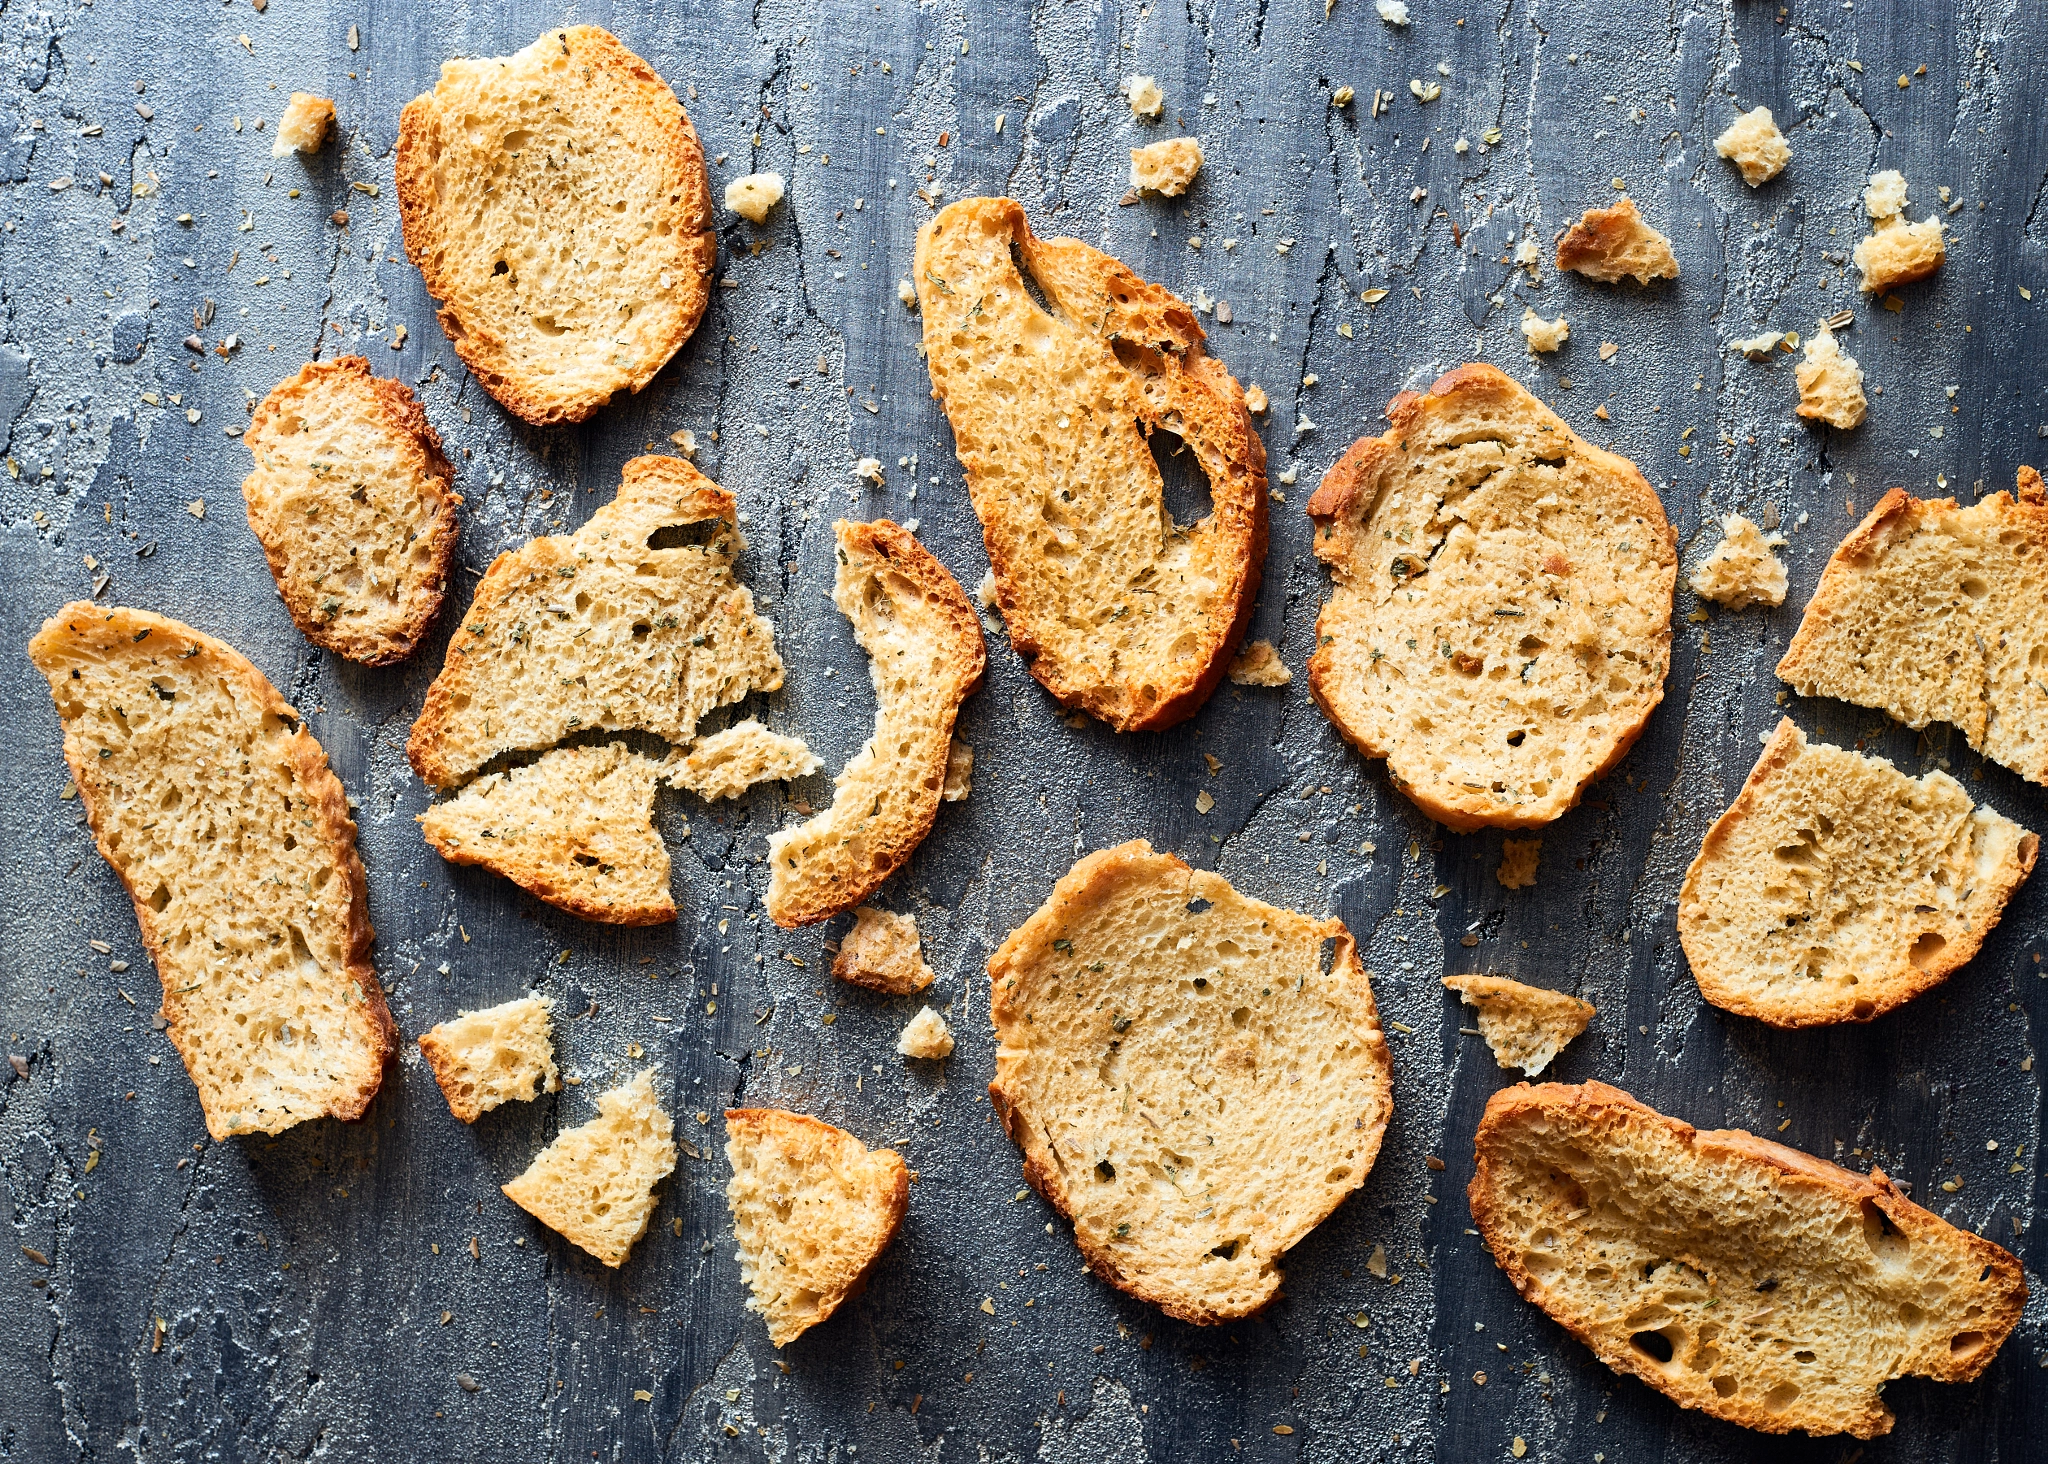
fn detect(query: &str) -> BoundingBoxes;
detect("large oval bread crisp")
[1307,364,1676,830]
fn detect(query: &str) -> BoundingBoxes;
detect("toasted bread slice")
[914,197,1267,731]
[1679,719,2035,1025]
[417,995,559,1122]
[503,1069,675,1267]
[1776,470,2048,784]
[1443,975,1593,1076]
[988,841,1392,1324]
[1306,364,1677,830]
[1470,1081,2026,1438]
[241,357,461,665]
[832,906,935,994]
[395,26,715,425]
[724,1108,909,1347]
[27,604,395,1139]
[1689,512,1787,609]
[766,522,983,927]
[409,456,782,790]
[663,719,819,801]
[1554,196,1679,284]
[419,743,674,925]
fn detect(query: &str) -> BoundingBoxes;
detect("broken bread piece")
[1306,364,1677,831]
[664,719,819,801]
[1713,106,1790,186]
[1497,837,1541,890]
[272,93,335,157]
[941,738,973,800]
[503,1069,676,1267]
[989,840,1392,1323]
[1129,137,1204,196]
[1554,196,1679,284]
[766,522,983,927]
[1793,324,1866,429]
[896,1007,954,1060]
[28,604,396,1140]
[417,995,560,1123]
[725,1108,909,1347]
[1520,309,1568,354]
[1679,718,2036,1026]
[915,197,1267,731]
[1469,1081,2025,1438]
[1226,639,1291,686]
[1852,169,1944,295]
[1689,512,1788,609]
[1444,975,1592,1077]
[832,906,936,994]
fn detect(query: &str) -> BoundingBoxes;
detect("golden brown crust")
[414,1027,480,1123]
[1553,196,1680,284]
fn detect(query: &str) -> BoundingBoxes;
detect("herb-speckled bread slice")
[503,1069,675,1267]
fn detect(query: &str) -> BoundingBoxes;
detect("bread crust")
[1553,196,1680,284]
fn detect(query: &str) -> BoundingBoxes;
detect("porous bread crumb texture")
[1124,75,1163,118]
[1777,470,2048,785]
[767,521,984,927]
[273,93,335,157]
[408,455,783,790]
[503,1069,676,1268]
[1129,138,1204,195]
[1306,364,1677,832]
[1863,169,1910,220]
[831,906,935,995]
[1689,513,1788,609]
[1520,309,1569,354]
[1554,197,1679,285]
[1226,639,1291,686]
[1794,325,1866,429]
[1713,106,1790,186]
[1444,975,1592,1077]
[417,995,560,1123]
[915,198,1267,731]
[395,26,715,425]
[1852,170,1945,294]
[896,1006,954,1060]
[1470,1082,2027,1439]
[988,840,1393,1324]
[1497,837,1541,890]
[726,171,785,223]
[28,605,395,1141]
[664,719,819,801]
[242,356,461,665]
[941,738,974,801]
[419,743,674,925]
[725,1108,908,1347]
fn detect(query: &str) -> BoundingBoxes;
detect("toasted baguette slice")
[417,995,559,1122]
[663,719,819,800]
[914,197,1267,731]
[419,743,673,925]
[1554,196,1679,284]
[1776,470,2048,784]
[409,456,783,790]
[395,26,715,425]
[832,906,935,994]
[1679,719,2036,1025]
[989,841,1392,1323]
[724,1108,909,1347]
[27,604,395,1139]
[1306,364,1677,830]
[241,357,461,665]
[503,1069,675,1267]
[1470,1081,2026,1438]
[766,523,983,927]
[1443,975,1593,1076]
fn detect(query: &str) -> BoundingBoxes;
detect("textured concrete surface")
[2,0,2046,1459]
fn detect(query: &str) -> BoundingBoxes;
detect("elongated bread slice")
[27,604,395,1139]
[766,522,983,927]
[1470,1081,2025,1439]
[503,1069,676,1267]
[417,995,559,1122]
[396,26,715,425]
[989,841,1392,1324]
[1307,364,1677,830]
[418,743,674,925]
[408,455,782,790]
[663,719,819,801]
[725,1108,909,1347]
[914,197,1267,731]
[1679,719,2035,1025]
[242,357,461,665]
[1444,975,1593,1076]
[1776,470,2048,785]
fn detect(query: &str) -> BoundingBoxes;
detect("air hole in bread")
[1210,1238,1243,1261]
[1907,931,1948,969]
[1630,1328,1676,1364]
[1186,898,1213,915]
[1949,1330,1989,1360]
[1711,1375,1738,1398]
[1150,425,1213,530]
[1096,1160,1116,1182]
[1505,730,1525,747]
[1761,1382,1801,1412]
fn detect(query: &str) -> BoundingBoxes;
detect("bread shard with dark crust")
[1554,196,1680,284]
[914,196,1266,732]
[1471,1083,2025,1438]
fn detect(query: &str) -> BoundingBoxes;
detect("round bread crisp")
[396,25,715,425]
[1305,364,1676,831]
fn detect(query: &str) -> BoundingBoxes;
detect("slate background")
[3,0,2046,1459]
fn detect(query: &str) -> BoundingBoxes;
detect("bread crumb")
[1227,639,1292,686]
[1497,838,1540,890]
[1244,384,1269,415]
[271,93,334,158]
[1863,169,1909,221]
[1688,513,1788,609]
[664,721,821,801]
[1731,330,1790,359]
[976,569,999,610]
[1375,0,1410,22]
[852,456,885,486]
[1854,217,1945,295]
[1124,75,1163,118]
[833,907,934,994]
[896,1007,954,1060]
[941,738,973,801]
[725,172,785,223]
[1130,138,1204,197]
[668,428,697,458]
[1554,196,1678,285]
[1512,236,1540,273]
[897,278,918,310]
[1520,309,1569,354]
[1444,975,1593,1076]
[1713,106,1790,187]
[1794,325,1866,429]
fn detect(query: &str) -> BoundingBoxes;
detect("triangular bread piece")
[1554,196,1679,284]
[1444,975,1593,1076]
[502,1069,676,1267]
[417,995,560,1122]
[1470,1081,2026,1439]
[27,604,396,1139]
[663,719,819,801]
[831,906,935,994]
[724,1108,909,1347]
[988,840,1392,1323]
[1306,364,1677,830]
[1679,718,2036,1025]
[914,196,1267,731]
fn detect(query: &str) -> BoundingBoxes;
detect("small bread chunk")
[503,1070,676,1267]
[1520,309,1569,354]
[915,198,1267,731]
[941,738,973,800]
[1129,137,1204,195]
[419,743,673,925]
[242,357,461,665]
[767,523,984,927]
[1851,170,1945,294]
[833,907,934,994]
[1497,837,1541,890]
[28,605,395,1140]
[896,1007,954,1060]
[1376,0,1410,22]
[1470,1081,2026,1439]
[1554,196,1679,284]
[1124,75,1163,118]
[1226,639,1291,686]
[989,840,1393,1323]
[1306,364,1677,831]
[409,456,782,790]
[272,93,335,157]
[1689,512,1788,609]
[1863,169,1909,219]
[1444,975,1592,1076]
[1793,324,1865,429]
[1730,329,1791,359]
[396,26,715,425]
[1713,106,1790,186]
[725,172,785,223]
[725,1108,909,1347]
[664,720,819,801]
[1777,470,2048,784]
[417,996,559,1123]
